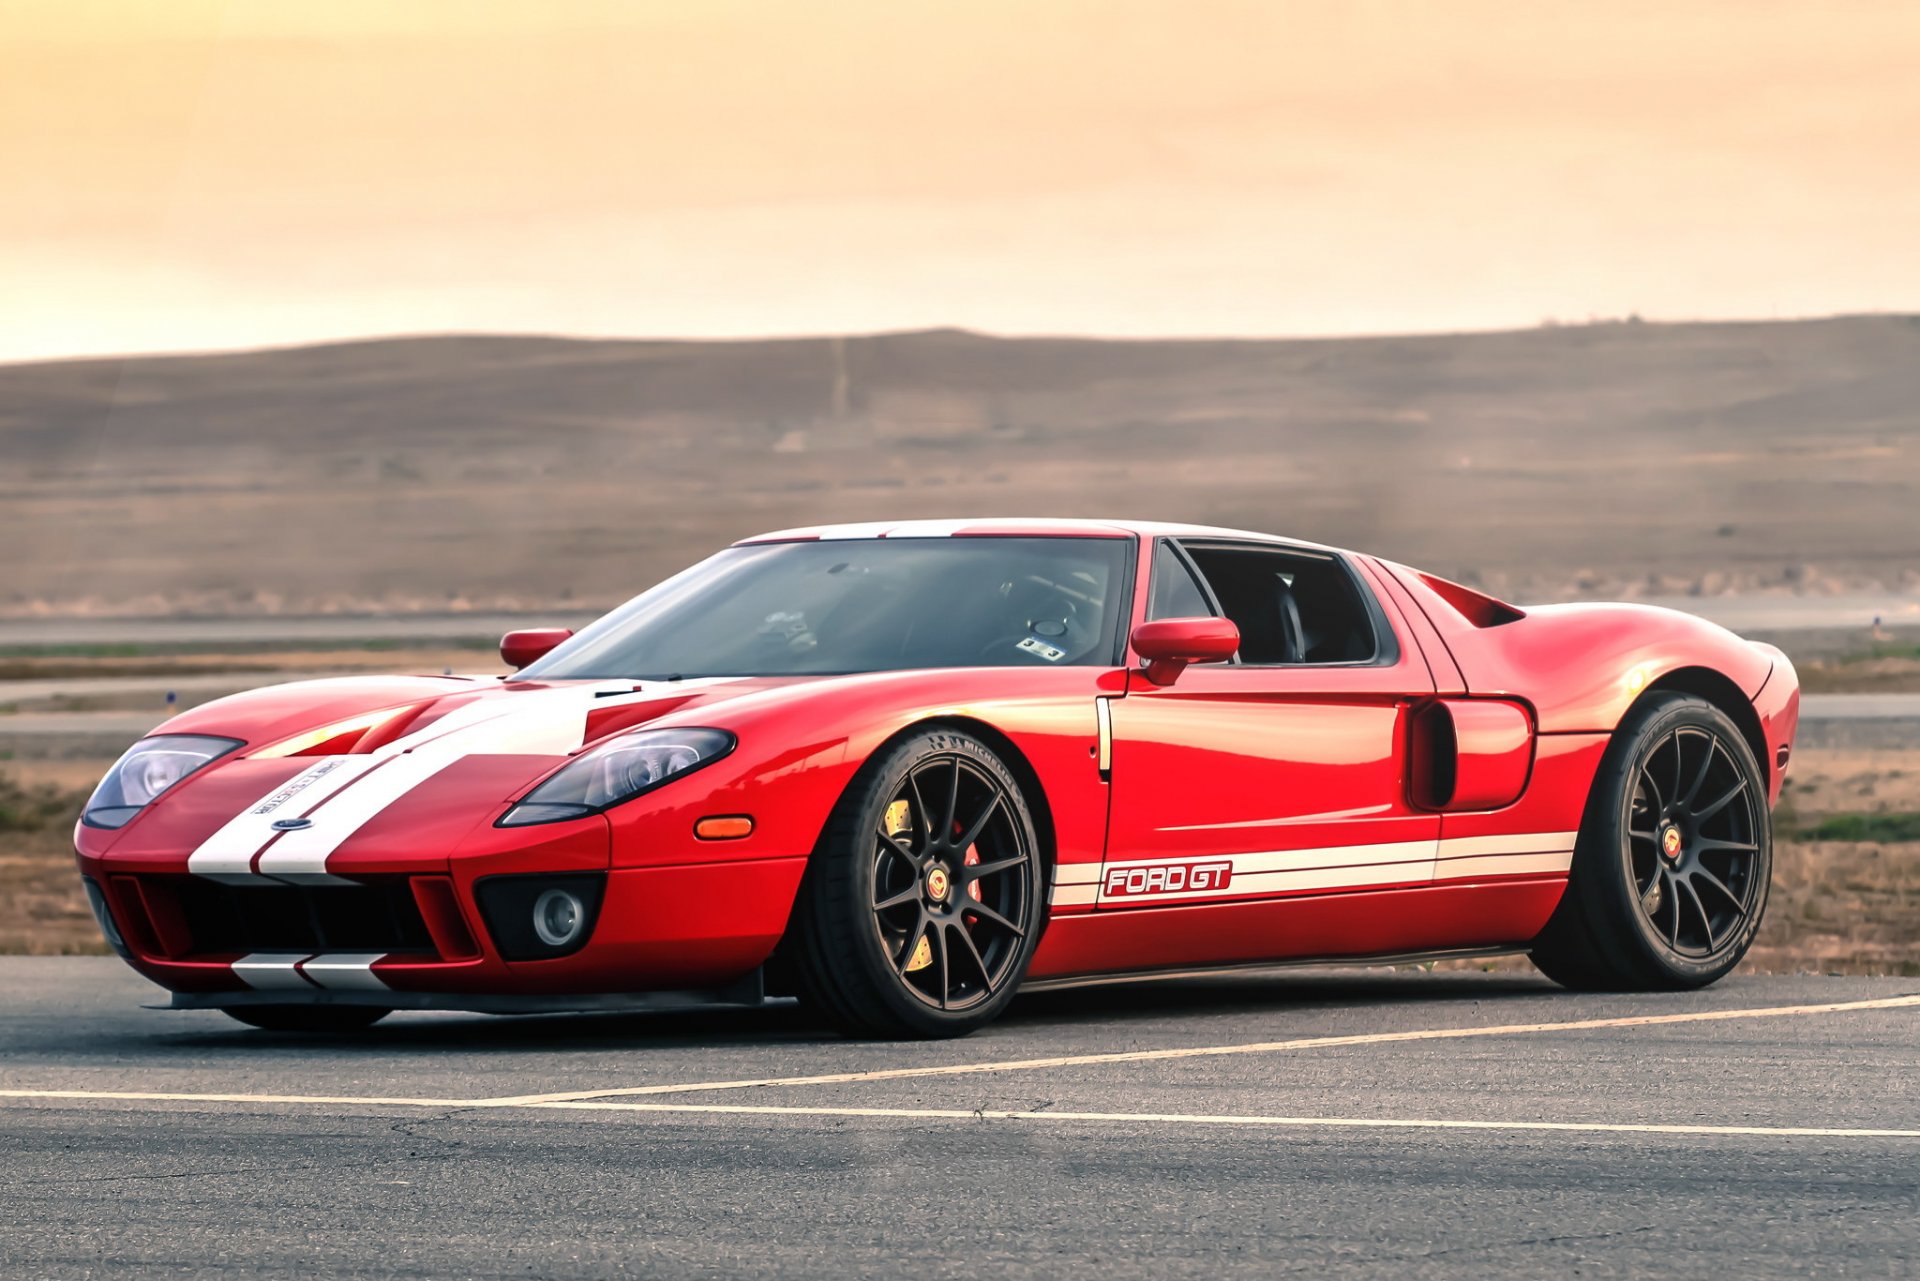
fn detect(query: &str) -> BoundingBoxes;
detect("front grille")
[157,877,437,955]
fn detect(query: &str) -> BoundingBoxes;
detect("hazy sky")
[4,0,1918,360]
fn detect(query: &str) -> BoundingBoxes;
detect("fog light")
[532,888,585,948]
[473,873,605,960]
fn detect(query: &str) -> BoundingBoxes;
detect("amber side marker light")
[694,815,754,840]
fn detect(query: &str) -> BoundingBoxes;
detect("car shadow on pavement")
[1003,967,1558,1028]
[146,967,1561,1055]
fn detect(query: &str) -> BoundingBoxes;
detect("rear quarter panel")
[1378,562,1775,733]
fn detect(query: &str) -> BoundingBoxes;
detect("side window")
[1146,540,1216,621]
[1181,545,1382,665]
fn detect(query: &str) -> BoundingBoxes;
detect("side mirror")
[1130,617,1240,686]
[500,628,573,671]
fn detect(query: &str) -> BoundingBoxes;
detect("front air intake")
[143,877,437,956]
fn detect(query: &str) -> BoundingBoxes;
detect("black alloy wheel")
[788,729,1045,1037]
[1532,692,1773,990]
[1626,725,1765,957]
[870,752,1035,1012]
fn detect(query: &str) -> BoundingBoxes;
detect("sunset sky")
[4,0,1918,360]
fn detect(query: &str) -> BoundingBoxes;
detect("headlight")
[83,734,242,829]
[497,727,734,827]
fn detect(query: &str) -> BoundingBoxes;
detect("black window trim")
[1160,537,1402,669]
[1147,537,1226,626]
[1103,534,1142,667]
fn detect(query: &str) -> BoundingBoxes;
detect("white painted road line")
[0,1090,482,1107]
[523,1100,1920,1140]
[486,993,1920,1105]
[4,994,1913,1117]
[0,1091,1914,1140]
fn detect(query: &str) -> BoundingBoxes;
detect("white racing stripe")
[803,522,904,541]
[1443,832,1582,858]
[298,953,389,991]
[187,757,388,883]
[231,952,391,990]
[231,954,313,991]
[1433,850,1574,881]
[190,680,735,886]
[255,750,469,882]
[873,519,977,538]
[1056,831,1580,906]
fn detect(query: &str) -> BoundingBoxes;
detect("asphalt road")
[2,960,1916,1280]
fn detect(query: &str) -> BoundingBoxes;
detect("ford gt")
[74,519,1800,1037]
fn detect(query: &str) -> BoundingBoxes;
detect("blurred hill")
[3,315,1918,617]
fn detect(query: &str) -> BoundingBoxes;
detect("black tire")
[222,1005,391,1033]
[788,728,1045,1038]
[1531,692,1771,990]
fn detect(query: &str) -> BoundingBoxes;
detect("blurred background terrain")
[4,314,1920,618]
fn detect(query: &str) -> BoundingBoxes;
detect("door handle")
[1095,697,1113,780]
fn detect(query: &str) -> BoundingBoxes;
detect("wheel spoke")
[878,829,920,866]
[874,883,921,912]
[1668,731,1686,813]
[940,759,961,838]
[1679,876,1718,950]
[956,792,1001,851]
[906,770,935,844]
[964,899,1025,938]
[1682,734,1716,807]
[1635,856,1660,897]
[1694,837,1759,856]
[932,920,950,1009]
[1639,764,1667,816]
[1693,865,1743,912]
[895,915,929,977]
[965,854,1026,881]
[951,922,993,992]
[1628,825,1659,844]
[1693,777,1749,823]
[1640,867,1665,915]
[1663,873,1681,948]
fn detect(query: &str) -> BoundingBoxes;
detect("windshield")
[520,537,1133,679]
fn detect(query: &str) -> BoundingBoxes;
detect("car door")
[1098,538,1439,908]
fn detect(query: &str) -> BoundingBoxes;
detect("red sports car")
[75,520,1800,1038]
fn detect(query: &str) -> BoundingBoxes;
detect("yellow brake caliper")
[887,798,935,972]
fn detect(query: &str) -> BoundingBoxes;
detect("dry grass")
[0,775,100,955]
[1748,838,1920,975]
[1798,647,1920,694]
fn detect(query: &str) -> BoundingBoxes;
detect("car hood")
[159,672,800,762]
[94,673,803,871]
